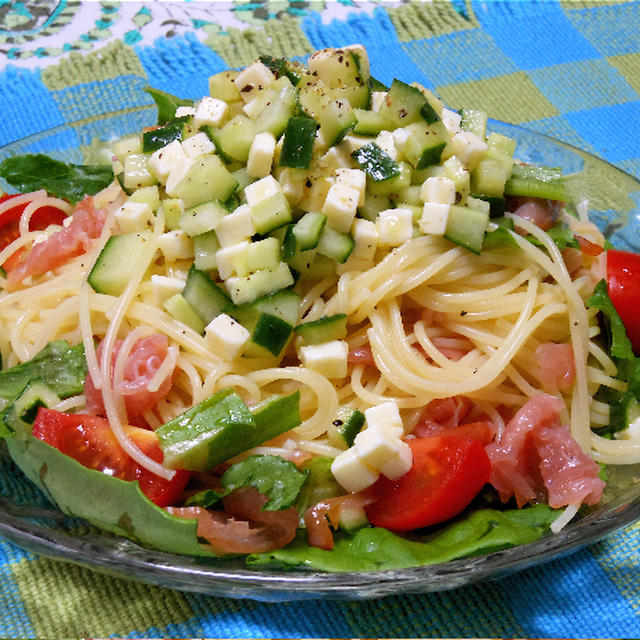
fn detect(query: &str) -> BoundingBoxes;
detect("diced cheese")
[370,91,387,113]
[216,241,250,280]
[351,218,378,261]
[331,447,379,493]
[448,130,488,169]
[277,168,305,205]
[151,275,186,306]
[148,140,188,184]
[215,205,255,247]
[354,427,402,471]
[158,229,194,263]
[244,174,281,206]
[377,207,414,246]
[321,183,359,233]
[193,96,228,129]
[420,176,456,205]
[165,155,195,197]
[115,200,155,233]
[364,401,404,437]
[233,61,276,103]
[441,107,462,136]
[246,131,276,178]
[375,130,398,160]
[419,202,450,235]
[175,105,196,118]
[336,168,366,206]
[298,339,348,379]
[204,313,250,360]
[182,132,215,159]
[379,439,412,480]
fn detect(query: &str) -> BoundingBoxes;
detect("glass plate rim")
[1,110,640,601]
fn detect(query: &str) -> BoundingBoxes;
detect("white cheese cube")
[392,127,411,150]
[165,156,195,197]
[244,174,281,207]
[299,340,348,379]
[246,131,276,178]
[379,439,413,480]
[351,218,378,261]
[441,107,462,136]
[193,96,229,129]
[216,241,250,280]
[204,313,250,361]
[331,447,379,493]
[148,140,188,184]
[115,201,155,233]
[322,183,359,233]
[181,132,215,159]
[158,230,194,263]
[370,91,387,113]
[420,176,456,205]
[233,61,276,102]
[336,168,366,206]
[419,202,450,235]
[375,130,398,160]
[175,105,196,118]
[318,146,352,174]
[449,131,488,169]
[277,168,305,205]
[215,205,255,247]
[364,401,404,437]
[151,275,186,306]
[377,207,414,246]
[354,427,402,471]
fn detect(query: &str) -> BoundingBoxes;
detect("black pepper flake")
[305,178,313,188]
[333,419,344,426]
[460,310,467,316]
[454,191,462,204]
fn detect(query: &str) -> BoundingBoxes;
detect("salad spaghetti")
[0,46,638,567]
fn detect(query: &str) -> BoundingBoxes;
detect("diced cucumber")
[244,312,294,357]
[327,407,365,448]
[227,288,301,328]
[157,388,257,471]
[1,380,61,438]
[459,108,487,138]
[351,142,401,182]
[173,154,238,208]
[259,55,305,86]
[444,204,489,254]
[287,250,336,281]
[211,115,256,163]
[294,313,347,345]
[179,200,226,237]
[316,225,354,263]
[129,185,161,212]
[163,293,206,334]
[142,116,190,153]
[182,266,230,325]
[291,211,327,253]
[193,230,221,271]
[353,108,394,136]
[367,161,412,197]
[377,79,440,128]
[224,262,295,305]
[88,231,154,296]
[209,70,242,102]
[246,237,281,272]
[357,192,392,222]
[249,390,301,443]
[504,163,568,201]
[279,117,317,169]
[250,190,292,234]
[123,153,157,190]
[396,120,449,169]
[254,79,297,137]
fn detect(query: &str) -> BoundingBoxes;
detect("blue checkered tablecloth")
[0,1,639,638]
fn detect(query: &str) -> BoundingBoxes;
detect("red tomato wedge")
[365,427,491,531]
[606,249,640,353]
[32,407,190,507]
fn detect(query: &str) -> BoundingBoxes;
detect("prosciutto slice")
[487,394,604,508]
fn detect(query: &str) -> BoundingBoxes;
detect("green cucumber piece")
[245,312,293,357]
[294,314,347,345]
[351,142,401,182]
[173,154,238,209]
[88,231,153,296]
[504,163,568,201]
[316,225,354,263]
[353,109,394,136]
[397,121,448,169]
[182,266,230,325]
[156,388,256,471]
[279,117,317,169]
[163,293,206,334]
[193,230,221,272]
[459,108,487,138]
[328,407,365,448]
[142,116,190,153]
[444,204,489,254]
[1,380,61,438]
[286,211,328,256]
[377,79,440,127]
[226,288,301,329]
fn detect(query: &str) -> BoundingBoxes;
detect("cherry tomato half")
[606,249,640,354]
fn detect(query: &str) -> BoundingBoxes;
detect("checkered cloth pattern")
[0,1,639,637]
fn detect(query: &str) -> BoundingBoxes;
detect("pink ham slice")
[84,334,175,421]
[7,196,108,289]
[535,342,576,391]
[487,394,604,509]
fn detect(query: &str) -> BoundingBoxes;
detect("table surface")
[1,1,639,638]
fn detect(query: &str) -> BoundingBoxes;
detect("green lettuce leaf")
[6,433,216,556]
[145,87,194,125]
[248,504,558,572]
[0,154,114,203]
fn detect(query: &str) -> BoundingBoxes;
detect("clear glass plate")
[1,108,639,602]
